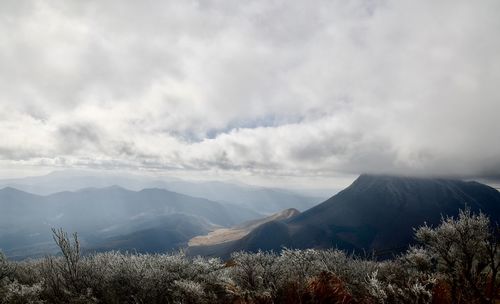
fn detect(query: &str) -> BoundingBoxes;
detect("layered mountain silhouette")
[0,170,324,214]
[3,174,500,260]
[0,186,260,259]
[190,175,500,258]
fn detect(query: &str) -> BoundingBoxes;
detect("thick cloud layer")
[0,0,499,181]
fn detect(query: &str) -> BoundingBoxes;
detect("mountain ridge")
[0,170,324,214]
[190,174,500,258]
[188,208,300,247]
[0,186,260,258]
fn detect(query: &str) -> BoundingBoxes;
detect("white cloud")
[0,0,499,182]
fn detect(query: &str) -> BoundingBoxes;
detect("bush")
[416,209,500,303]
[0,251,12,282]
[0,209,496,303]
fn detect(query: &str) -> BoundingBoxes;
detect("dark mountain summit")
[288,174,500,253]
[192,175,500,258]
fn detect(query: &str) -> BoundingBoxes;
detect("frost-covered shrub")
[310,249,378,300]
[416,209,500,303]
[275,249,361,302]
[0,280,44,304]
[37,228,92,303]
[400,246,433,273]
[0,251,12,282]
[10,259,44,286]
[368,259,435,304]
[368,247,436,303]
[229,251,281,302]
[70,251,228,303]
[0,208,497,303]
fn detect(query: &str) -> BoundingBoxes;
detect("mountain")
[91,213,212,254]
[191,175,500,258]
[0,170,178,195]
[189,208,300,247]
[0,186,260,259]
[0,170,326,214]
[92,209,299,255]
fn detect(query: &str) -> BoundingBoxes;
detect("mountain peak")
[0,186,36,196]
[274,208,300,219]
[73,185,129,193]
[353,173,478,184]
[355,173,438,183]
[1,186,21,192]
[202,175,500,258]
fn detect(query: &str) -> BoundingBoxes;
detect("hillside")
[0,186,260,258]
[188,208,299,247]
[190,175,500,258]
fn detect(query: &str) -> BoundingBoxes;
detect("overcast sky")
[0,0,499,187]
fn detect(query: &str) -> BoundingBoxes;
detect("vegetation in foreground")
[0,209,499,304]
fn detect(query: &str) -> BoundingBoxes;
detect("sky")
[0,0,499,188]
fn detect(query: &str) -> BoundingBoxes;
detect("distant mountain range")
[0,170,325,214]
[3,173,499,260]
[0,186,260,259]
[189,175,500,258]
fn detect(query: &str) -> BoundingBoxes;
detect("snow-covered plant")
[0,251,12,282]
[374,259,435,304]
[400,246,433,273]
[0,209,497,303]
[367,270,387,303]
[1,280,44,304]
[416,208,500,303]
[229,251,281,302]
[173,280,206,303]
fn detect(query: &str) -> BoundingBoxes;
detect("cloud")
[0,0,499,181]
